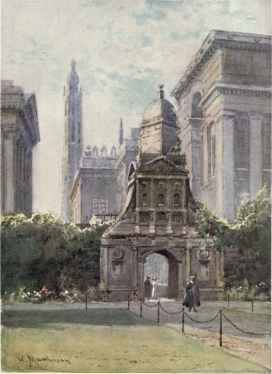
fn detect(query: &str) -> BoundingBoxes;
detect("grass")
[2,308,270,373]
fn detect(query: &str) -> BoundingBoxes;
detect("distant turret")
[119,117,124,146]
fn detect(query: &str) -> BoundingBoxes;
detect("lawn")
[2,308,269,373]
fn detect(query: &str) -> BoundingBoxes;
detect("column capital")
[138,257,146,264]
[2,125,18,139]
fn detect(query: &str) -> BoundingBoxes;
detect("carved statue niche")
[157,193,165,207]
[141,193,148,206]
[174,193,180,207]
[111,248,125,277]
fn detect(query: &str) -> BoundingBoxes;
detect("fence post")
[252,296,254,313]
[219,309,222,347]
[182,307,185,334]
[127,294,130,310]
[157,301,160,324]
[85,293,88,310]
[140,295,143,317]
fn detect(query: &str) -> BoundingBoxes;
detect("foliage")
[1,213,111,298]
[195,186,271,291]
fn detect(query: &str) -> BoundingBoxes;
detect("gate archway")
[140,248,183,299]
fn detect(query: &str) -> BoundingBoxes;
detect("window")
[207,122,216,179]
[142,193,147,205]
[174,193,180,206]
[157,194,164,206]
[235,118,250,205]
[93,199,108,214]
[191,92,203,118]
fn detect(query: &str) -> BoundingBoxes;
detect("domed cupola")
[143,84,175,123]
[140,84,177,162]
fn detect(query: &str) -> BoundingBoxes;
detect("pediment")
[140,157,180,173]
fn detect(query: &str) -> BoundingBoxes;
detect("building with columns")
[171,30,271,222]
[1,80,40,216]
[100,85,224,301]
[61,60,83,222]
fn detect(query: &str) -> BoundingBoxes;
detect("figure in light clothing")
[151,278,158,300]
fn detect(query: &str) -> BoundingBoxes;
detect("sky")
[1,0,271,216]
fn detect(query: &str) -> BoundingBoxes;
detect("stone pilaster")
[249,114,262,195]
[2,127,18,214]
[177,261,183,300]
[137,258,146,298]
[220,115,235,221]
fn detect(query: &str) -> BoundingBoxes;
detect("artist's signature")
[16,354,72,370]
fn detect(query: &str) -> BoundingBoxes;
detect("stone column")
[150,179,155,208]
[185,246,191,281]
[2,127,18,214]
[135,179,140,233]
[100,246,108,288]
[191,118,203,201]
[220,115,235,222]
[177,261,184,300]
[137,258,146,298]
[132,247,138,289]
[249,114,262,195]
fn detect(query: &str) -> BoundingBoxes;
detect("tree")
[195,186,271,290]
[60,221,111,294]
[1,213,111,297]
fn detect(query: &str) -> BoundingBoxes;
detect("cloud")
[141,35,154,47]
[131,9,167,26]
[80,1,106,7]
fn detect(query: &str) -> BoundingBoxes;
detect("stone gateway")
[100,86,224,301]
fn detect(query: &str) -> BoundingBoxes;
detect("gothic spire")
[67,59,79,93]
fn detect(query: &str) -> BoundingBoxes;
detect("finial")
[157,84,164,99]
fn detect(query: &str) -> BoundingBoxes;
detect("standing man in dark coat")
[183,275,201,312]
[144,276,153,300]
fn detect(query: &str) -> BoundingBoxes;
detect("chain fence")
[133,297,269,346]
[79,293,269,346]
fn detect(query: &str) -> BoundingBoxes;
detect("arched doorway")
[143,250,181,299]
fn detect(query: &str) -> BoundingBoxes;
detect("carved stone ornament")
[197,246,211,265]
[112,248,124,260]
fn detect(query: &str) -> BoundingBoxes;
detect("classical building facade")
[61,60,83,221]
[1,80,40,216]
[171,30,271,222]
[100,85,224,301]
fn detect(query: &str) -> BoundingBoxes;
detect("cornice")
[201,82,271,109]
[171,31,271,100]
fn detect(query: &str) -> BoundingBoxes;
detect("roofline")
[171,30,271,99]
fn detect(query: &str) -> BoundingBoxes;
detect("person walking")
[144,276,153,300]
[183,275,201,312]
[151,278,158,300]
